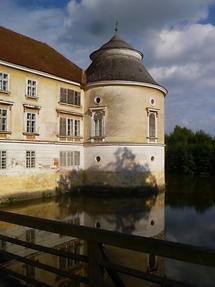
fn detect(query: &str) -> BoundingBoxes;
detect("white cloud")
[152,24,215,63]
[144,23,215,134]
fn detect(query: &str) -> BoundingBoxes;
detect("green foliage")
[166,126,215,175]
[0,197,17,206]
[42,191,53,200]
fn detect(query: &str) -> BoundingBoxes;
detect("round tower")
[84,35,167,188]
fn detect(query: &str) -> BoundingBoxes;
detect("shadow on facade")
[57,147,158,194]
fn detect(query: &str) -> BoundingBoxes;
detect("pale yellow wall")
[0,64,84,142]
[85,84,165,144]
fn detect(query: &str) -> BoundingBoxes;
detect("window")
[59,243,80,271]
[149,113,156,138]
[147,254,158,272]
[26,264,35,279]
[94,97,101,104]
[26,151,36,168]
[67,119,73,136]
[26,79,37,98]
[150,98,155,105]
[74,120,80,136]
[0,72,9,91]
[147,110,158,143]
[26,112,36,133]
[0,108,7,131]
[89,108,106,141]
[74,151,80,166]
[0,240,6,250]
[59,118,80,137]
[93,111,104,137]
[26,229,35,243]
[95,156,101,162]
[60,88,81,106]
[0,151,7,169]
[60,151,80,167]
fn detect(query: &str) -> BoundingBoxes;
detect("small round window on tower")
[94,97,101,104]
[151,156,155,162]
[95,156,101,162]
[150,98,155,105]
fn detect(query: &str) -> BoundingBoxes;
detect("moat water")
[0,175,215,286]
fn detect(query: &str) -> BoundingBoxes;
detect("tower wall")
[84,82,166,188]
[84,83,165,144]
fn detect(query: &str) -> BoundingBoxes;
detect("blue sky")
[0,0,215,135]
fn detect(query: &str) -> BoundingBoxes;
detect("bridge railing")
[0,210,214,287]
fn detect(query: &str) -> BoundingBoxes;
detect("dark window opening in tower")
[149,113,156,138]
[94,112,103,137]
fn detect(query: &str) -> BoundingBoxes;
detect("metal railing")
[0,210,214,287]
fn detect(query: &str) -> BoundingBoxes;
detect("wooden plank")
[0,249,88,284]
[102,262,197,287]
[88,241,103,287]
[0,234,88,262]
[0,211,215,267]
[99,244,125,287]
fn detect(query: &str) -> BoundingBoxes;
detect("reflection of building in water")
[0,27,167,199]
[0,214,85,287]
[82,192,165,287]
[0,192,165,286]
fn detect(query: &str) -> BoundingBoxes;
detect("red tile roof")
[0,26,83,84]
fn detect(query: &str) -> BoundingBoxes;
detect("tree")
[166,126,215,175]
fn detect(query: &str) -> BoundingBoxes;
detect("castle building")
[0,27,167,199]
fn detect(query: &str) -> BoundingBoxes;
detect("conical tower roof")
[86,34,158,85]
[98,35,134,51]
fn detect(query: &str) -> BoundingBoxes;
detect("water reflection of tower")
[82,192,165,287]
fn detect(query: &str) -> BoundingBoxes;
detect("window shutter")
[67,151,73,166]
[60,151,67,166]
[68,89,74,104]
[60,88,67,103]
[74,151,80,166]
[60,117,66,136]
[78,92,81,106]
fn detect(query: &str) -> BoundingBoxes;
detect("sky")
[0,0,215,135]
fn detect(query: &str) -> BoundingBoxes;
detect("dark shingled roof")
[0,26,83,83]
[86,34,158,85]
[99,35,134,50]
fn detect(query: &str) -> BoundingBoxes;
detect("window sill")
[0,131,12,135]
[0,90,10,95]
[23,132,40,136]
[147,136,158,143]
[90,136,105,142]
[58,101,81,108]
[25,95,39,100]
[58,135,83,141]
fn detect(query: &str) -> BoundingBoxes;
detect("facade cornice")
[86,80,167,95]
[0,139,165,147]
[0,60,81,87]
[83,142,165,147]
[0,139,83,145]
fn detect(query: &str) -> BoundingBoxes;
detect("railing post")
[88,241,103,287]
